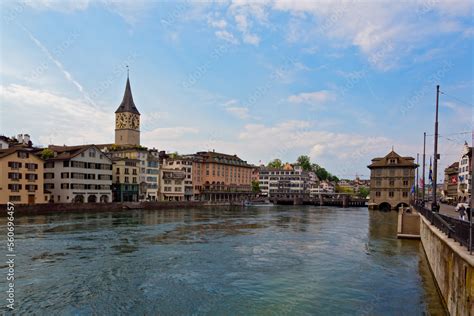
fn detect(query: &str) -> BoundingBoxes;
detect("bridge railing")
[412,202,473,252]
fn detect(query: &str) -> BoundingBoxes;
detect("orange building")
[185,151,253,202]
[0,148,49,204]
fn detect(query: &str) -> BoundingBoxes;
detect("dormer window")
[389,159,397,164]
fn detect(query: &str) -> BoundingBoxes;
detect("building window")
[8,173,21,181]
[389,191,394,197]
[8,184,21,192]
[389,180,394,186]
[8,162,22,169]
[9,196,21,202]
[375,191,381,197]
[45,173,55,179]
[402,192,408,197]
[45,162,55,168]
[64,161,70,167]
[403,180,408,186]
[61,172,69,178]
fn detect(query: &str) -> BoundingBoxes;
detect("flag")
[419,178,424,189]
[410,185,415,194]
[429,157,433,184]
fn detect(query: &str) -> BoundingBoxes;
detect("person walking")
[458,204,466,221]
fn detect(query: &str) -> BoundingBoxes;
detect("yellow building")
[368,150,417,211]
[0,148,49,204]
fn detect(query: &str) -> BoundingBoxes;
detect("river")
[1,206,445,315]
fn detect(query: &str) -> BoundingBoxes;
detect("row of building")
[442,142,472,203]
[0,77,254,205]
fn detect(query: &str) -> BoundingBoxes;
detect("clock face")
[131,115,140,129]
[116,113,139,130]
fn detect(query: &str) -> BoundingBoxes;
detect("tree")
[297,155,311,171]
[267,159,283,169]
[251,180,260,193]
[40,148,54,160]
[358,187,370,198]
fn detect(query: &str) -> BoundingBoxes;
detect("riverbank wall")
[419,213,474,315]
[0,201,239,216]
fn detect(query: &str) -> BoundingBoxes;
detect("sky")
[0,0,473,180]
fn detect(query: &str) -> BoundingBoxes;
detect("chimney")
[23,134,30,144]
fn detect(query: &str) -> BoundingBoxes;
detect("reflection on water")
[1,206,446,315]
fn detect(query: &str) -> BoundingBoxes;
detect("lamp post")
[422,132,426,205]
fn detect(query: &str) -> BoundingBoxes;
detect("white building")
[258,164,317,198]
[44,145,113,203]
[162,157,193,201]
[457,142,472,203]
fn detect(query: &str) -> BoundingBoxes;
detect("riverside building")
[43,145,113,203]
[258,164,317,198]
[368,150,417,211]
[0,147,49,204]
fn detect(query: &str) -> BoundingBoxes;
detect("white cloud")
[226,106,250,119]
[209,18,227,29]
[215,30,239,44]
[0,84,113,146]
[206,0,474,69]
[288,90,335,105]
[142,127,199,141]
[223,99,251,119]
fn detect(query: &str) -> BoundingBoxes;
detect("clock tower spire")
[115,71,140,146]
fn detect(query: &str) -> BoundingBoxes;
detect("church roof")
[115,76,140,115]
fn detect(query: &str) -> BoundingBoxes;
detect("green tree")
[251,180,260,193]
[297,155,312,171]
[267,159,283,169]
[40,148,54,160]
[358,187,370,198]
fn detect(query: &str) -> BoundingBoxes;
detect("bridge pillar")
[342,195,349,208]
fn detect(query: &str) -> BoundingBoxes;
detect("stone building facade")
[112,157,139,202]
[258,165,317,198]
[43,145,113,203]
[443,162,458,202]
[368,150,417,211]
[457,142,472,203]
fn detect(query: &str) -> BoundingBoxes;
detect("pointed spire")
[115,68,140,115]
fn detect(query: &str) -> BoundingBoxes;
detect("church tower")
[115,74,140,146]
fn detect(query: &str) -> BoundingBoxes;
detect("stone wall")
[420,214,474,315]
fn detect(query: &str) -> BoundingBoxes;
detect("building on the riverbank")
[0,147,49,204]
[159,168,186,201]
[367,150,417,211]
[442,162,458,202]
[258,164,317,198]
[101,146,160,201]
[112,157,139,202]
[43,145,113,203]
[187,151,253,202]
[457,142,472,203]
[161,156,193,201]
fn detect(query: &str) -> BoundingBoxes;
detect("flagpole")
[416,153,419,201]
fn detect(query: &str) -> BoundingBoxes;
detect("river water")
[1,206,445,315]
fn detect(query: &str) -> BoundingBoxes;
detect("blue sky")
[0,0,472,179]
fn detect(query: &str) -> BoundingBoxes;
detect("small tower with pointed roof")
[115,73,140,146]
